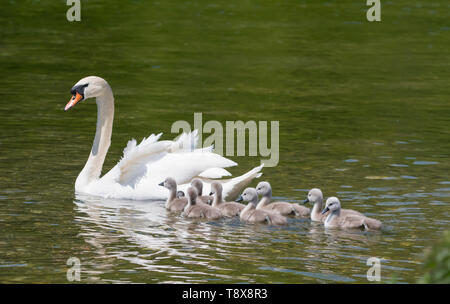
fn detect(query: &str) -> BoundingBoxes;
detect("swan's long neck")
[311,199,323,221]
[326,208,340,224]
[166,186,177,207]
[75,87,114,191]
[256,191,271,209]
[212,191,224,207]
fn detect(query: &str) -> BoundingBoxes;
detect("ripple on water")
[0,263,28,268]
[401,175,417,179]
[435,188,450,192]
[413,161,439,165]
[258,266,356,282]
[402,192,428,198]
[367,187,393,192]
[390,164,409,167]
[376,201,418,206]
[344,159,359,163]
[429,200,446,206]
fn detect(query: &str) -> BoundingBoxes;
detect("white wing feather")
[198,167,232,179]
[103,130,237,188]
[115,133,170,185]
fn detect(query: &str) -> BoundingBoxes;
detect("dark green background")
[0,0,448,283]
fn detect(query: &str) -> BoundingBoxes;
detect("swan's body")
[237,188,287,225]
[302,188,364,222]
[322,197,382,230]
[255,182,309,217]
[160,177,188,212]
[182,187,223,219]
[210,182,245,217]
[65,76,263,200]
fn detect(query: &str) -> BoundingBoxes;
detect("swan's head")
[302,188,323,205]
[159,177,177,191]
[209,182,222,196]
[236,187,258,205]
[65,76,110,111]
[322,197,341,214]
[176,191,185,198]
[186,187,198,204]
[191,178,203,196]
[256,181,272,197]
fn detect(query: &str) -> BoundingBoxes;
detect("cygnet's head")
[236,188,258,204]
[186,187,198,204]
[302,188,323,205]
[65,76,111,111]
[209,182,222,196]
[256,181,272,197]
[191,178,203,195]
[159,177,177,190]
[322,197,341,214]
[176,191,185,198]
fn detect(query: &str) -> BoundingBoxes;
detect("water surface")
[0,0,449,283]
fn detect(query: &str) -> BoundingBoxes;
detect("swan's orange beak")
[65,92,83,111]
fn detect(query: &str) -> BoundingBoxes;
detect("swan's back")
[167,197,188,212]
[217,202,245,217]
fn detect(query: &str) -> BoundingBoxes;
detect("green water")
[0,0,449,283]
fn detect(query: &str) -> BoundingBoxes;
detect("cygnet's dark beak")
[321,207,330,214]
[209,192,213,196]
[158,181,164,187]
[301,198,309,204]
[235,195,243,202]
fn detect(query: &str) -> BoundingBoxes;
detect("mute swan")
[191,178,214,204]
[301,188,364,222]
[237,188,287,225]
[159,177,188,212]
[182,187,223,219]
[209,182,245,217]
[256,181,309,217]
[322,197,382,230]
[64,76,264,200]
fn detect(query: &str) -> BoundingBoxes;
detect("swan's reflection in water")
[73,194,401,283]
[73,194,275,282]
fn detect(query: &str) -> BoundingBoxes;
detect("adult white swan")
[64,76,263,200]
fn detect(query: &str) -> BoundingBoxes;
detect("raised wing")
[102,130,237,188]
[113,133,171,186]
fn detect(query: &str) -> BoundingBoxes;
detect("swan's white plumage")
[70,76,263,201]
[198,167,232,179]
[116,133,169,186]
